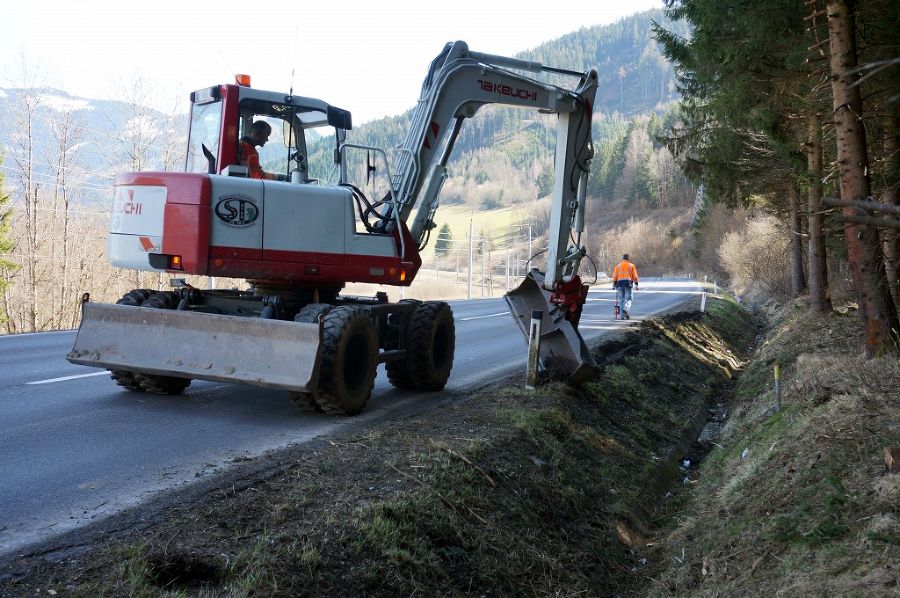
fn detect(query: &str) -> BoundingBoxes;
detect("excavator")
[67,41,599,415]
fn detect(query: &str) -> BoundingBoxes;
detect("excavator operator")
[612,253,639,320]
[239,120,284,181]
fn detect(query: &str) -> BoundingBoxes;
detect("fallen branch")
[837,215,900,230]
[822,196,900,215]
[428,438,496,487]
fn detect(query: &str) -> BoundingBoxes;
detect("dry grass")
[644,299,900,597]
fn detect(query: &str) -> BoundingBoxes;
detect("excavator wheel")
[132,291,192,395]
[116,288,155,307]
[384,360,415,390]
[288,392,322,413]
[293,303,333,323]
[387,301,455,391]
[108,289,158,391]
[312,306,377,416]
[407,301,455,391]
[385,300,420,390]
[287,303,334,412]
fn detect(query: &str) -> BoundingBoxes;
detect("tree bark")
[826,0,899,355]
[788,183,807,296]
[882,110,900,308]
[806,111,832,311]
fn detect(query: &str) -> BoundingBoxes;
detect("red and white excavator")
[68,41,599,414]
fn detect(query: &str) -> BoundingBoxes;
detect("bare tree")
[44,106,88,328]
[5,54,46,331]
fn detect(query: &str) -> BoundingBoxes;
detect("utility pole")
[505,250,510,291]
[467,217,473,300]
[527,225,533,269]
[481,239,486,297]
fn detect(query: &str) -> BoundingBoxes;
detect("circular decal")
[215,195,259,226]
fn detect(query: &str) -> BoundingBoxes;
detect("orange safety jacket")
[239,139,274,180]
[612,260,638,288]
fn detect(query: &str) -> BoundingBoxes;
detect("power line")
[0,156,116,181]
[2,100,178,155]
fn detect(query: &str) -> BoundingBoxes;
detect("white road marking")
[458,311,510,322]
[28,371,111,385]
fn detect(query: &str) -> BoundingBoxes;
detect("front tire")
[133,292,192,395]
[312,306,377,415]
[108,289,158,392]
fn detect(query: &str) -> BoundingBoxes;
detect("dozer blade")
[504,270,598,383]
[67,303,321,392]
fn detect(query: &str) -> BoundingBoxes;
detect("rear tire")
[407,301,455,391]
[312,306,377,415]
[387,301,455,391]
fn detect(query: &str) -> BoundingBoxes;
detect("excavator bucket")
[505,270,598,383]
[67,303,322,392]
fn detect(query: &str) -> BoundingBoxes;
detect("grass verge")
[643,298,900,596]
[0,297,756,596]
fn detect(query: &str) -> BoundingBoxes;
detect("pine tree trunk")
[882,110,900,308]
[788,183,807,296]
[826,0,900,355]
[806,111,832,311]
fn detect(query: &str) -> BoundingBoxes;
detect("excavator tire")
[288,392,322,413]
[108,289,158,392]
[385,300,420,390]
[293,303,333,323]
[132,291,192,395]
[384,359,415,390]
[288,304,334,412]
[407,301,455,391]
[311,306,377,416]
[109,370,144,392]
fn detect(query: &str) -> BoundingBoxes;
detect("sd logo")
[215,195,259,226]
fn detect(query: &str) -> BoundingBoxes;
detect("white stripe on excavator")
[28,371,111,385]
[458,311,510,322]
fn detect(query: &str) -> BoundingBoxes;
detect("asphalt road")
[0,279,703,556]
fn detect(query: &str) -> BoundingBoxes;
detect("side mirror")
[283,120,295,149]
[327,106,352,130]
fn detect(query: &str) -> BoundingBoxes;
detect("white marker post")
[526,310,542,389]
[700,291,707,313]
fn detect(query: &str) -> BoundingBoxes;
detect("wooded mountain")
[0,9,687,212]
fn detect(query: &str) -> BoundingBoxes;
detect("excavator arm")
[389,41,598,292]
[386,41,600,379]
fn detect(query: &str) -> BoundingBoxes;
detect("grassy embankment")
[1,295,756,596]
[643,300,899,596]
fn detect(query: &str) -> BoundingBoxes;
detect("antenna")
[289,25,299,96]
[217,50,239,85]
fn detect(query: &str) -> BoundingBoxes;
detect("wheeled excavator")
[67,41,599,415]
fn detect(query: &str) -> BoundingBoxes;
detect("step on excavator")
[68,41,599,415]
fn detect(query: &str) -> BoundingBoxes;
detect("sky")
[0,0,663,124]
